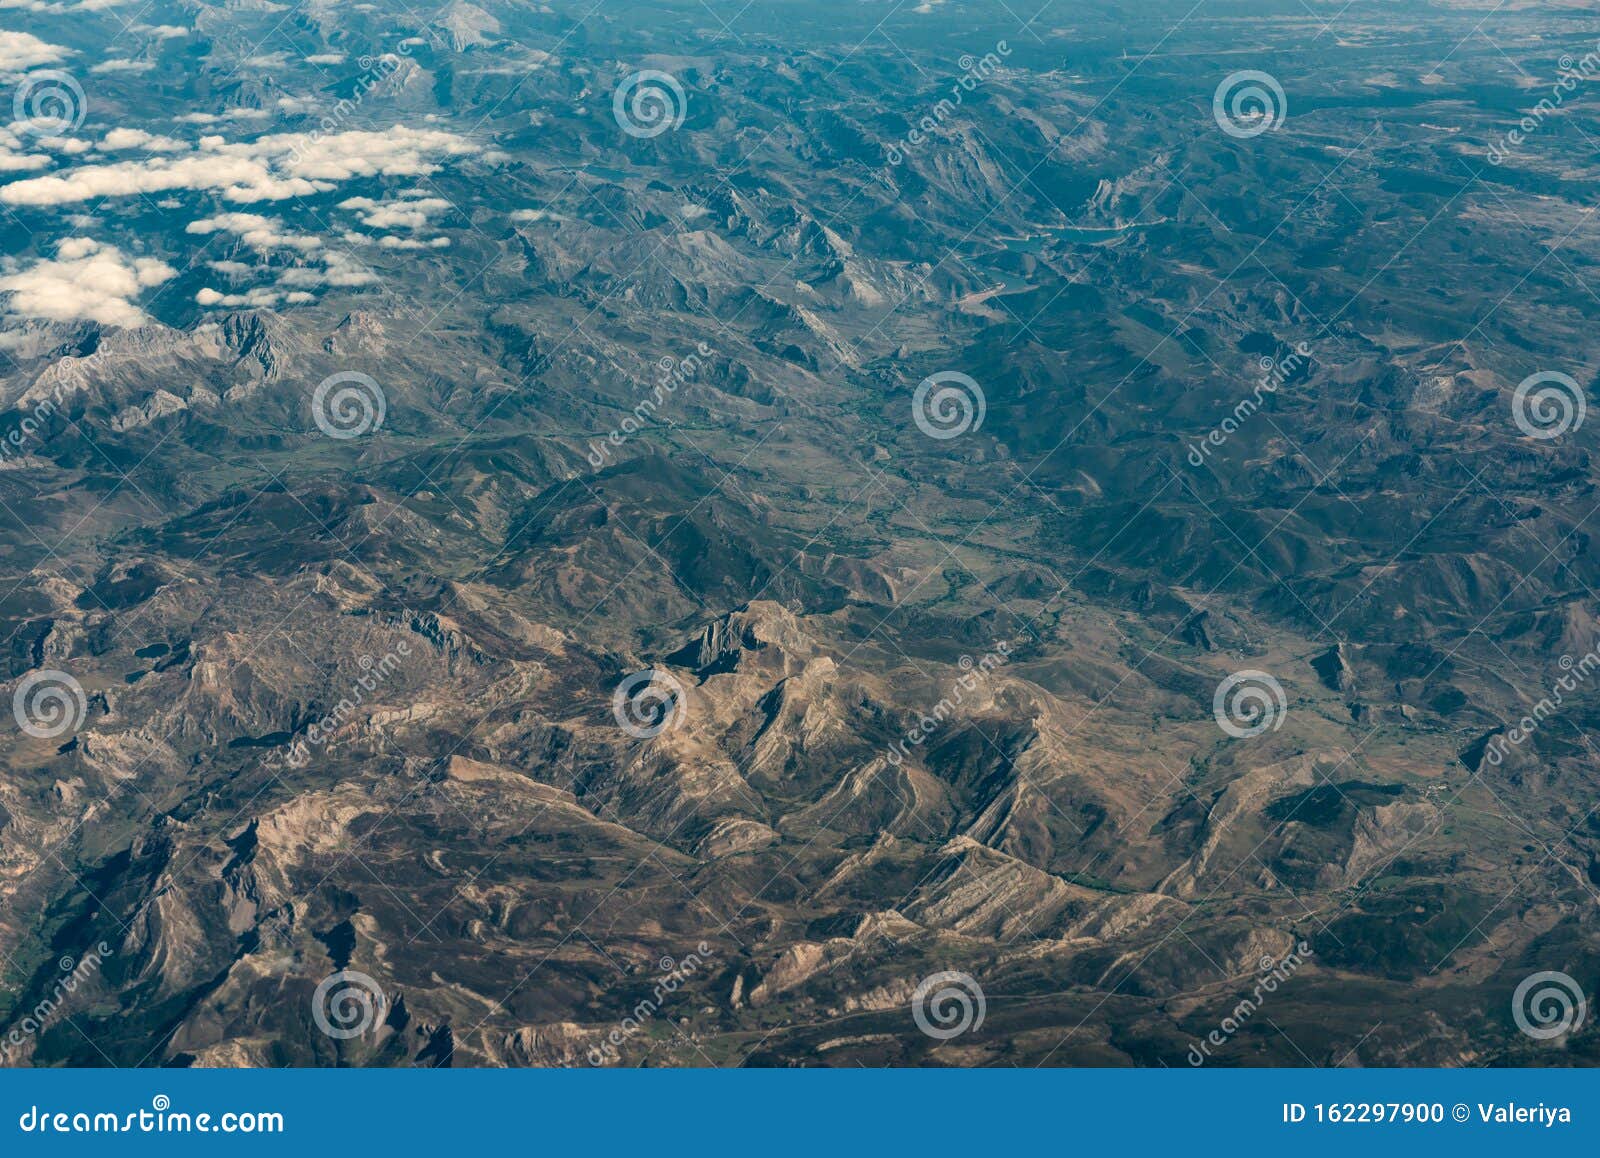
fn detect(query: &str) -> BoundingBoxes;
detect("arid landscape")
[0,0,1598,1067]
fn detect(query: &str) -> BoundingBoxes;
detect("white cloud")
[276,251,377,289]
[196,285,323,308]
[190,219,381,310]
[195,286,296,309]
[99,127,185,152]
[41,136,92,155]
[0,151,48,172]
[89,59,154,75]
[367,235,451,250]
[0,126,479,206]
[4,0,140,10]
[338,193,451,230]
[0,31,70,72]
[0,239,175,327]
[0,1,90,13]
[306,53,346,65]
[135,25,189,39]
[194,245,377,309]
[187,212,322,253]
[174,109,271,125]
[0,126,48,172]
